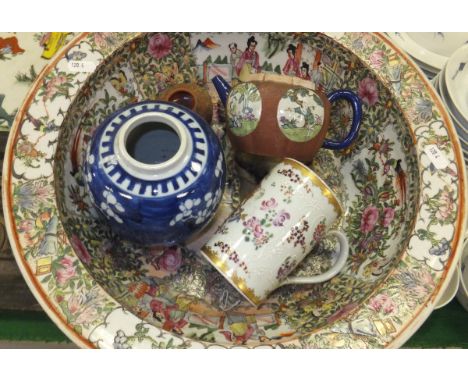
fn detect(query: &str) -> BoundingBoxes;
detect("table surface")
[0,32,467,349]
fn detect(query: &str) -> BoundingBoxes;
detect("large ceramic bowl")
[2,32,466,348]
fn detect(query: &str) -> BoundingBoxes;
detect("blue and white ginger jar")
[84,101,226,245]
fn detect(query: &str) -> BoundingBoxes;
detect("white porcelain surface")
[438,66,468,137]
[434,262,461,309]
[408,33,468,58]
[431,72,440,89]
[201,158,347,305]
[444,44,468,124]
[411,55,439,76]
[388,32,468,70]
[0,33,76,130]
[456,238,468,311]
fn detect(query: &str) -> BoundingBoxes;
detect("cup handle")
[322,90,362,150]
[278,230,349,286]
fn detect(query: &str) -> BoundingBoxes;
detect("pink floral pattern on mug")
[313,217,326,242]
[241,197,291,249]
[242,216,273,249]
[260,197,278,210]
[273,210,291,227]
[277,256,298,281]
[201,159,347,306]
[286,218,310,253]
[213,241,248,273]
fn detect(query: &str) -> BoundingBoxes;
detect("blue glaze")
[84,101,226,246]
[322,89,362,150]
[212,75,231,107]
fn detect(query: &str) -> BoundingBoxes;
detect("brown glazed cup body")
[158,83,213,123]
[224,76,331,163]
[227,81,330,162]
[213,73,362,163]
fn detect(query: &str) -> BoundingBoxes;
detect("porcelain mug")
[200,158,349,306]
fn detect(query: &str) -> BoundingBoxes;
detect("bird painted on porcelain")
[394,159,407,206]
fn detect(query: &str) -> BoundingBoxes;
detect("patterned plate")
[2,32,466,348]
[0,33,76,131]
[387,32,468,71]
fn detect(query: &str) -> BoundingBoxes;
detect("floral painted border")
[307,32,467,348]
[2,33,466,348]
[3,33,146,348]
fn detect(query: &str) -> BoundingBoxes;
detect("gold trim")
[282,158,344,216]
[201,245,262,306]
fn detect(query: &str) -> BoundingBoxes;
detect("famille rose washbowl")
[2,32,466,349]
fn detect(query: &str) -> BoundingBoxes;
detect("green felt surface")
[403,299,468,348]
[0,300,467,348]
[0,310,70,343]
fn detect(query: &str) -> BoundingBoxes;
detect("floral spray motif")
[347,134,403,274]
[147,33,173,60]
[157,247,183,273]
[286,218,310,252]
[277,256,298,281]
[241,197,291,250]
[213,241,248,273]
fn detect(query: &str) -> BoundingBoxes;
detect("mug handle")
[278,230,349,286]
[322,90,362,150]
